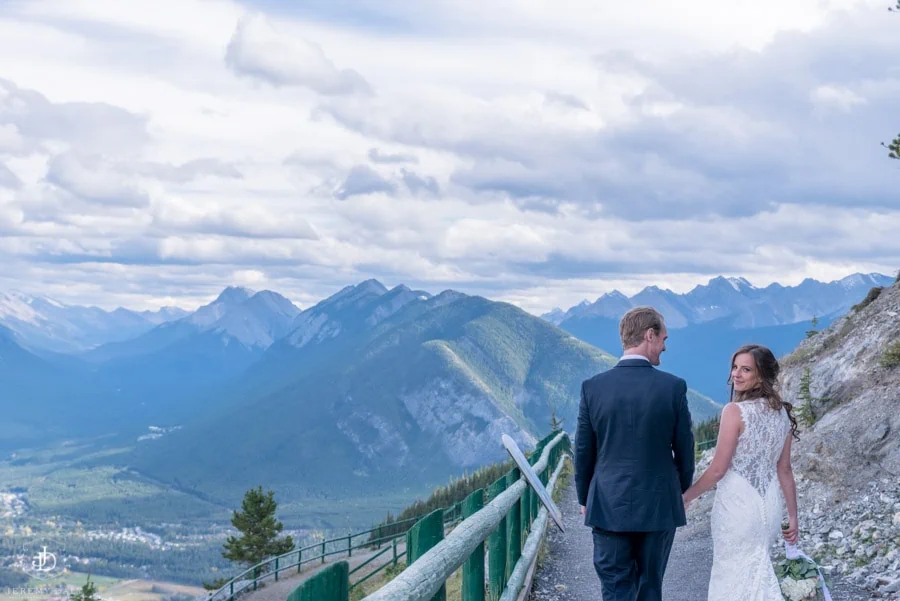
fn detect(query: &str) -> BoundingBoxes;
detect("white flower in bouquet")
[779,575,819,600]
[774,537,832,601]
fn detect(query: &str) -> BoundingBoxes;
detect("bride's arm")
[777,432,799,543]
[682,402,742,506]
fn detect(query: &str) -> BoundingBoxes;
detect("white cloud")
[137,158,243,183]
[0,0,896,314]
[810,84,867,113]
[45,151,149,208]
[0,77,148,154]
[333,164,396,200]
[151,201,319,240]
[225,13,372,95]
[0,161,20,189]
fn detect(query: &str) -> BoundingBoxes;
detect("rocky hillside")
[685,277,900,599]
[778,276,899,598]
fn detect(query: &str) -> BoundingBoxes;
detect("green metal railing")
[206,502,467,601]
[697,437,716,451]
[287,430,571,601]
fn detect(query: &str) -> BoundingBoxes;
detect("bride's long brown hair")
[729,344,800,440]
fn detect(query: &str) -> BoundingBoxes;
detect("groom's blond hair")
[619,306,665,349]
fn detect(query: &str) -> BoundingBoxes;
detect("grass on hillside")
[880,340,900,368]
[0,572,204,601]
[0,455,229,526]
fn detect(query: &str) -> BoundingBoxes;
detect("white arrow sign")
[502,434,565,533]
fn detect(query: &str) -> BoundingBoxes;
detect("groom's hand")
[580,505,586,516]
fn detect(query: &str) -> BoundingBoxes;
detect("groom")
[575,306,695,601]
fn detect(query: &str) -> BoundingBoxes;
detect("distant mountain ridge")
[1,278,720,524]
[545,273,892,403]
[128,280,720,508]
[543,273,893,329]
[0,290,188,353]
[83,287,300,361]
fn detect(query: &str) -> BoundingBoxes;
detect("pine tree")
[222,486,294,569]
[798,367,817,426]
[805,315,819,338]
[550,410,564,431]
[70,574,100,601]
[886,135,900,159]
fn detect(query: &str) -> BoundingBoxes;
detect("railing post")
[348,535,352,558]
[321,540,326,564]
[528,442,544,526]
[275,556,280,582]
[253,565,258,591]
[286,561,349,601]
[406,509,446,601]
[462,488,485,601]
[298,548,302,574]
[229,580,234,601]
[520,485,530,540]
[505,468,521,580]
[392,537,398,566]
[487,477,507,601]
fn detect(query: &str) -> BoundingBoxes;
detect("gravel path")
[528,482,711,601]
[529,479,870,600]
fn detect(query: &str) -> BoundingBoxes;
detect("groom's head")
[619,306,667,366]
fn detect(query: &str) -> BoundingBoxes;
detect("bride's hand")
[782,520,799,544]
[682,494,692,513]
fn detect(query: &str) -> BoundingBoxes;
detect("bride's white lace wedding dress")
[708,398,792,601]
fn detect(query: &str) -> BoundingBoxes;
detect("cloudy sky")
[0,0,898,314]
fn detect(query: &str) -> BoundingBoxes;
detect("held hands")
[782,519,799,544]
[580,505,586,516]
[682,494,692,514]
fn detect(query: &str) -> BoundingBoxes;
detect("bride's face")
[731,353,759,392]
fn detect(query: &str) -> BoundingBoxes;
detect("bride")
[682,344,802,601]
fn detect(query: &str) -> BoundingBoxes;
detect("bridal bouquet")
[775,534,832,601]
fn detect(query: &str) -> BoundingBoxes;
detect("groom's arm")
[574,380,596,507]
[672,378,695,492]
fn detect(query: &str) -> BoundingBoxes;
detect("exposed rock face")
[685,279,900,598]
[781,278,900,483]
[777,278,900,598]
[400,377,535,468]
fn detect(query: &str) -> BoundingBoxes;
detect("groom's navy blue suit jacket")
[575,359,695,532]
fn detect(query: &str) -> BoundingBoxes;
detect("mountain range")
[0,290,188,353]
[1,279,718,512]
[1,272,886,516]
[127,283,624,503]
[543,273,893,328]
[543,273,893,402]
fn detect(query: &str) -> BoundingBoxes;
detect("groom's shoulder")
[582,370,609,386]
[651,367,687,389]
[581,369,617,392]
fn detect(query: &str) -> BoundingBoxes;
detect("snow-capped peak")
[0,291,42,324]
[725,276,754,291]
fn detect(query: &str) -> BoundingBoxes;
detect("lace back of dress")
[730,399,791,498]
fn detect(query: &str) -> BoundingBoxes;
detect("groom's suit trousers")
[592,528,675,601]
